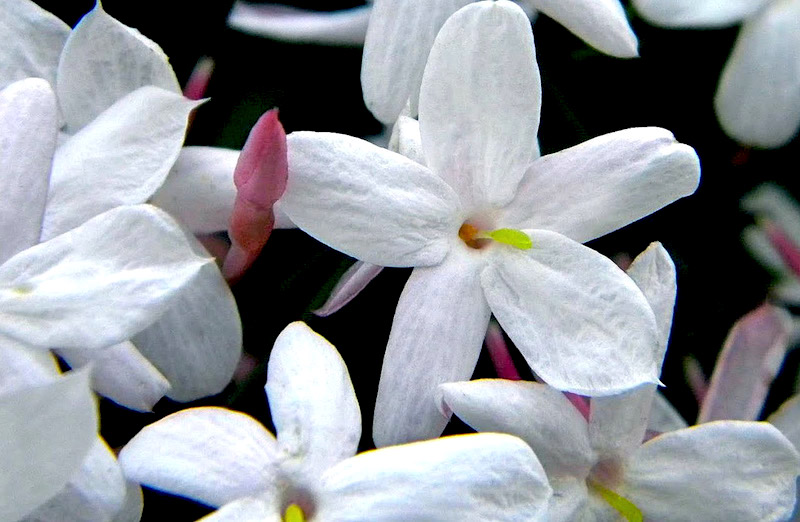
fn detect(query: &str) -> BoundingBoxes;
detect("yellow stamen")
[283,504,306,522]
[590,482,643,522]
[458,223,532,250]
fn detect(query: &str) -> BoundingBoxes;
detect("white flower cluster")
[2,0,800,521]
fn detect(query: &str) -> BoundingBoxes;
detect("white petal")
[589,385,656,460]
[0,205,209,350]
[482,230,661,395]
[266,322,361,475]
[0,78,57,263]
[419,0,540,210]
[624,421,800,521]
[313,261,384,317]
[388,115,426,166]
[361,0,473,124]
[113,480,143,522]
[26,438,127,522]
[57,342,171,412]
[0,0,70,89]
[698,305,791,423]
[769,394,800,449]
[0,369,97,522]
[647,391,688,433]
[283,132,459,267]
[528,0,638,57]
[42,87,201,240]
[632,0,770,27]
[715,0,800,148]
[0,335,60,394]
[228,2,369,46]
[373,250,490,447]
[200,497,279,522]
[133,234,241,402]
[626,242,677,351]
[319,433,551,521]
[151,146,239,235]
[56,2,180,132]
[742,183,800,248]
[438,379,595,475]
[742,225,788,279]
[119,407,280,508]
[500,127,700,243]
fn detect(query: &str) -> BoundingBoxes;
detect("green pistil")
[477,228,532,250]
[283,504,305,522]
[591,482,643,522]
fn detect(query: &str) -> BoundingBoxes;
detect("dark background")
[34,1,800,518]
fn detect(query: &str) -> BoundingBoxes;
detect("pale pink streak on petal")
[763,219,800,279]
[223,108,288,283]
[183,57,215,101]
[683,355,708,406]
[485,321,521,381]
[698,304,791,423]
[565,393,591,421]
[313,261,385,317]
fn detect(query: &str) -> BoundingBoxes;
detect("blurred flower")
[119,322,552,521]
[280,0,699,446]
[440,244,800,520]
[362,0,638,124]
[632,0,800,148]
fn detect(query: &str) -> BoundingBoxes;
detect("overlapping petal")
[482,229,661,395]
[527,0,638,57]
[373,248,490,447]
[0,0,70,89]
[267,322,361,476]
[0,369,97,522]
[623,421,800,521]
[42,87,202,240]
[714,0,800,148]
[500,127,700,244]
[361,0,473,124]
[0,78,57,263]
[313,261,384,316]
[632,0,770,27]
[56,2,180,132]
[200,497,279,522]
[119,407,281,508]
[319,433,552,521]
[283,132,460,267]
[419,0,541,210]
[647,392,688,433]
[0,205,209,350]
[769,394,800,448]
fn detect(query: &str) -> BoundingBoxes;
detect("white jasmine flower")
[440,244,800,520]
[632,0,800,148]
[119,322,552,521]
[280,0,700,445]
[362,0,638,123]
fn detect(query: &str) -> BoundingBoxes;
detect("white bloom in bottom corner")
[119,322,552,521]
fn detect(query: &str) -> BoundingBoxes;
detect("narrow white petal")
[482,230,661,395]
[0,205,209,350]
[283,132,459,267]
[715,0,800,148]
[419,0,540,210]
[769,394,800,449]
[0,337,60,393]
[26,439,127,522]
[56,2,180,132]
[200,497,280,522]
[133,234,241,402]
[626,242,678,350]
[0,369,97,522]
[0,0,70,89]
[589,385,656,460]
[438,379,595,475]
[313,261,384,317]
[58,342,171,412]
[119,408,281,508]
[624,421,800,521]
[361,0,473,124]
[698,305,791,423]
[632,0,770,27]
[528,0,638,57]
[373,250,490,447]
[388,115,426,166]
[228,2,369,46]
[151,146,239,235]
[320,433,552,521]
[43,87,201,240]
[501,127,700,243]
[267,322,361,475]
[0,78,57,263]
[647,391,688,433]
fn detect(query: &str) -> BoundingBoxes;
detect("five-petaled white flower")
[119,322,553,522]
[633,0,800,148]
[280,0,700,446]
[440,243,800,521]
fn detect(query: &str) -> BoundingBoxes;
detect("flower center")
[458,223,532,250]
[587,459,642,522]
[283,504,306,522]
